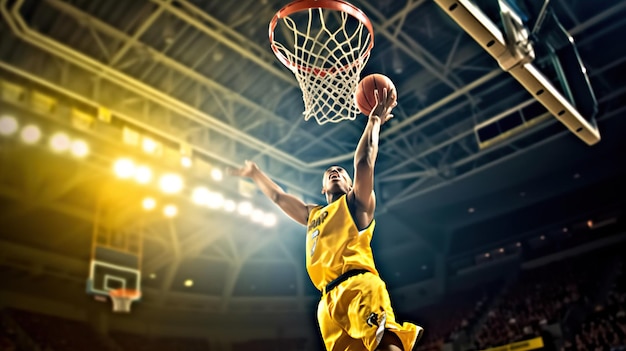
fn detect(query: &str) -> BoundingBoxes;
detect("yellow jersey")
[305,194,379,290]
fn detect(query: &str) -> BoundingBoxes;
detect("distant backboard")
[86,246,141,297]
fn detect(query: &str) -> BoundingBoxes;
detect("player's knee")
[375,330,403,351]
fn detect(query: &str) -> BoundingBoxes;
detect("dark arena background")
[1,0,625,350]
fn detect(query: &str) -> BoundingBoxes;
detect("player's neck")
[325,192,345,204]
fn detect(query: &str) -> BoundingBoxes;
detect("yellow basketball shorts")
[317,271,423,351]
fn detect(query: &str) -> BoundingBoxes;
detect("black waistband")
[323,269,370,294]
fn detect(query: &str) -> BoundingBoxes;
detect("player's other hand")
[370,88,397,125]
[227,160,259,178]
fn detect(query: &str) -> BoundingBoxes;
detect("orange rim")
[269,0,375,73]
[109,288,141,300]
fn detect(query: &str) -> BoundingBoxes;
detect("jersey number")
[310,229,320,257]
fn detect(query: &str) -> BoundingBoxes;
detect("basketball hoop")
[269,0,375,125]
[109,289,141,313]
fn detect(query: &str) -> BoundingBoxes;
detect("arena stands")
[111,331,210,351]
[1,239,624,351]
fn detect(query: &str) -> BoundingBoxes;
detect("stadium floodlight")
[142,197,156,211]
[70,139,90,158]
[191,186,210,205]
[49,132,71,152]
[211,168,223,182]
[262,213,277,227]
[0,115,18,135]
[237,201,253,216]
[434,0,600,145]
[180,156,192,168]
[113,158,135,179]
[163,204,178,218]
[250,209,264,223]
[223,199,236,212]
[141,137,160,155]
[159,173,184,194]
[20,125,42,144]
[134,165,153,184]
[206,191,224,209]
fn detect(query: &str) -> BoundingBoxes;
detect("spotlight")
[181,156,192,168]
[70,139,89,158]
[163,204,178,217]
[134,166,153,184]
[191,187,210,205]
[114,158,135,179]
[142,197,156,210]
[142,137,160,154]
[223,199,236,212]
[206,192,224,209]
[20,125,41,144]
[237,201,253,216]
[0,116,18,136]
[262,213,277,227]
[251,209,264,223]
[49,132,71,152]
[211,168,223,181]
[159,173,184,194]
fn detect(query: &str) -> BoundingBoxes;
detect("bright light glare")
[0,116,18,135]
[142,197,156,210]
[184,279,193,287]
[211,168,223,181]
[262,213,277,227]
[206,191,224,209]
[164,204,178,217]
[134,165,152,184]
[159,173,184,194]
[192,187,210,205]
[181,156,192,168]
[251,209,264,223]
[114,158,135,179]
[237,201,253,216]
[70,139,89,158]
[20,125,41,144]
[142,137,159,154]
[49,132,71,152]
[223,199,236,212]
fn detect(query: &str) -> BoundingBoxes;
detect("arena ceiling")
[0,0,624,317]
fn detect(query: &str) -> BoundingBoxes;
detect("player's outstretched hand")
[370,88,397,125]
[227,160,258,178]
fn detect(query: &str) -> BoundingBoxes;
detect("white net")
[111,296,133,313]
[109,289,140,313]
[271,6,373,125]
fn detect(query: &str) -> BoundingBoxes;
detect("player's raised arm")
[351,88,396,221]
[228,160,312,227]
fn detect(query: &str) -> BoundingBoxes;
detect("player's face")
[322,166,352,194]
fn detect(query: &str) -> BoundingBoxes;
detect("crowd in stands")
[8,309,113,351]
[562,256,626,351]
[412,282,501,351]
[0,321,17,351]
[232,337,307,351]
[408,244,626,351]
[111,331,210,351]
[472,257,596,349]
[2,243,625,351]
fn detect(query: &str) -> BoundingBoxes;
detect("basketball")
[355,73,397,116]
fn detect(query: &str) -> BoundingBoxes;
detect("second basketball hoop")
[269,0,375,125]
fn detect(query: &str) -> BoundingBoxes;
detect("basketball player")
[229,89,423,351]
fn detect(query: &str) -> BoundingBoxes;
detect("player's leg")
[318,295,361,351]
[330,272,422,351]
